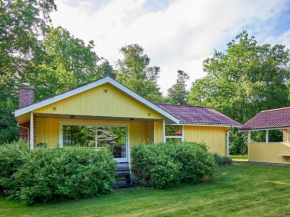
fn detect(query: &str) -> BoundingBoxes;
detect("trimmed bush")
[213,153,233,166]
[171,143,217,184]
[131,144,181,189]
[131,142,217,189]
[0,140,30,196]
[0,140,117,204]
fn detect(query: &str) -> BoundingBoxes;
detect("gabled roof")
[240,107,290,130]
[155,103,241,126]
[14,77,179,123]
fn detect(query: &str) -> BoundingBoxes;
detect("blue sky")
[51,0,290,94]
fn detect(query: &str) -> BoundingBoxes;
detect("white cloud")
[51,0,289,95]
[264,30,290,48]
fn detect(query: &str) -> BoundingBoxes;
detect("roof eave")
[171,122,241,127]
[240,126,290,132]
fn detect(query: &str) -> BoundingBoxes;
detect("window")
[63,125,96,147]
[165,125,183,142]
[60,122,128,161]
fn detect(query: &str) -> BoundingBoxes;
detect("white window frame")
[59,121,129,162]
[165,125,184,142]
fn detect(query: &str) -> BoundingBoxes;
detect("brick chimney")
[19,87,35,109]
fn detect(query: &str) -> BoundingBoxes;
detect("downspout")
[18,123,30,142]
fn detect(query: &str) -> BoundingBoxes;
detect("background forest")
[1,0,290,154]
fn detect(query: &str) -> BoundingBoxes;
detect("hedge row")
[0,140,117,205]
[131,142,217,189]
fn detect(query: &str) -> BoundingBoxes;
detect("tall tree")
[167,70,190,104]
[27,27,113,101]
[187,31,290,154]
[0,0,56,144]
[116,44,163,102]
[43,27,100,86]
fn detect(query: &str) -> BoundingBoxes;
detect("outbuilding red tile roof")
[155,103,241,126]
[240,107,290,130]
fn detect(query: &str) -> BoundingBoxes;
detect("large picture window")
[60,122,128,162]
[165,125,183,142]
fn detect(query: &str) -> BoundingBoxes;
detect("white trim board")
[14,77,179,124]
[169,123,238,128]
[240,127,290,132]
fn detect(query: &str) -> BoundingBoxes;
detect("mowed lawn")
[1,165,290,217]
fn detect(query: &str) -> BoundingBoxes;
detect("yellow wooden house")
[14,77,240,164]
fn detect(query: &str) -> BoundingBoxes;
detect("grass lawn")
[230,155,248,163]
[1,165,290,217]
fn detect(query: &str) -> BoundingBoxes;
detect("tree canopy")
[167,70,190,105]
[187,31,290,154]
[0,0,57,144]
[116,44,163,102]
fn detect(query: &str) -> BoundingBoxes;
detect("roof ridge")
[261,107,290,113]
[154,103,210,109]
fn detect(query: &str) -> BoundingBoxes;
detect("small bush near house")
[131,142,217,189]
[0,140,117,205]
[213,153,233,166]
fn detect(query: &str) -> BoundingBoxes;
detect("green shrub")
[131,142,217,189]
[0,140,29,196]
[171,142,217,184]
[213,153,233,166]
[131,144,181,189]
[0,140,117,205]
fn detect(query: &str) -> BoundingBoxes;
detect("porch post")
[248,131,251,143]
[287,129,289,143]
[266,130,269,143]
[226,130,230,157]
[30,112,34,150]
[248,132,251,161]
[163,120,166,143]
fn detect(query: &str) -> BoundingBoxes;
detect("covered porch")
[19,112,168,163]
[247,128,290,164]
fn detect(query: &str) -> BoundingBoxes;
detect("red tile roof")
[155,103,241,126]
[174,129,182,135]
[240,107,290,130]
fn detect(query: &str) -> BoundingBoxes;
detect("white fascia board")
[240,126,290,132]
[168,123,239,128]
[14,77,179,123]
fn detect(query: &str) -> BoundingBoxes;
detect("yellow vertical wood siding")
[36,118,59,147]
[154,121,163,143]
[184,126,228,156]
[34,83,164,120]
[249,142,290,164]
[145,122,154,144]
[36,117,154,148]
